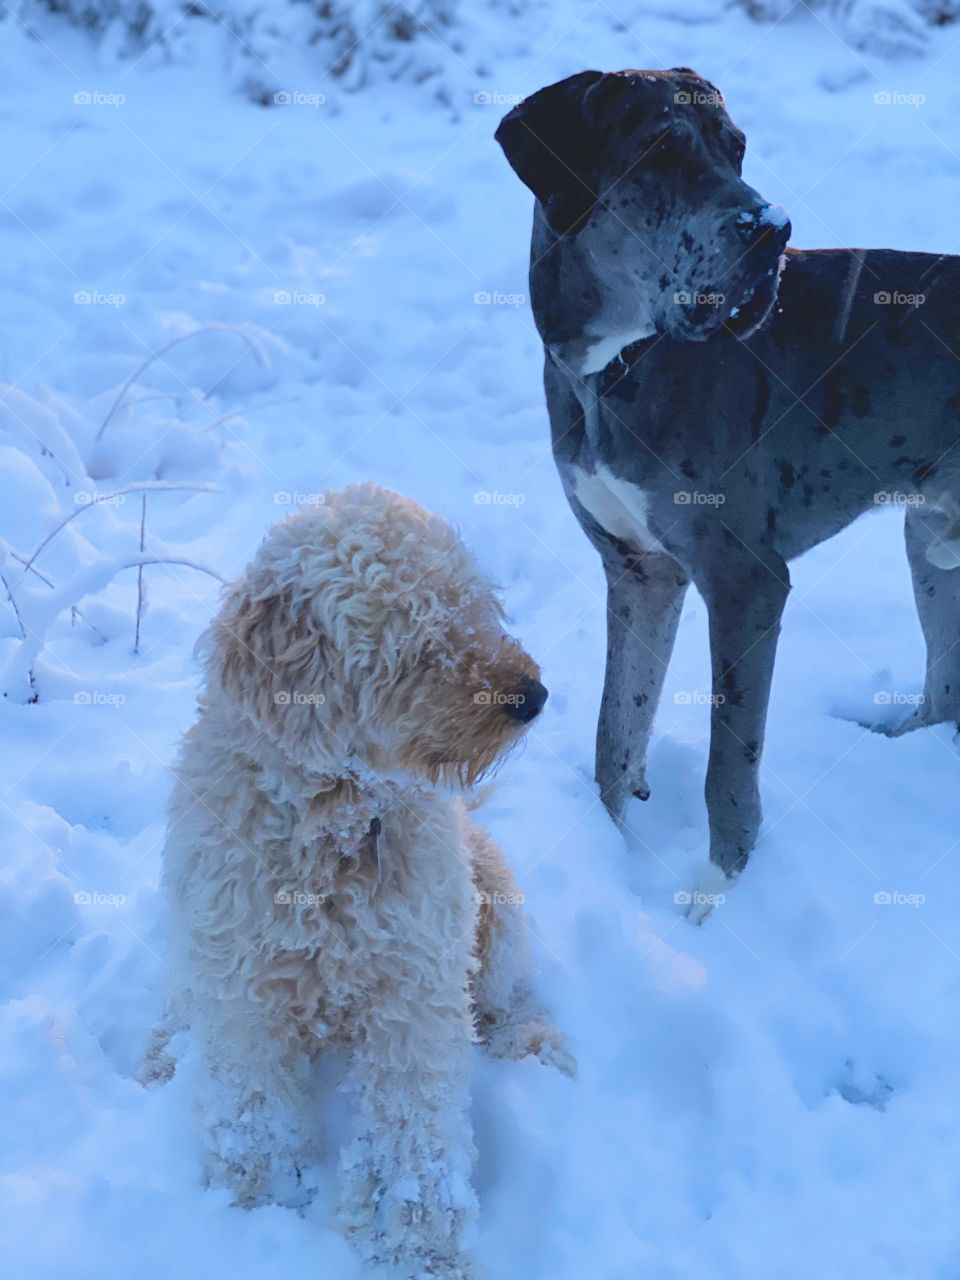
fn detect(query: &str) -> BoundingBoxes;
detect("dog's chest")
[572,463,666,554]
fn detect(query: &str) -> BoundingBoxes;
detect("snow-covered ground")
[3,5,960,1277]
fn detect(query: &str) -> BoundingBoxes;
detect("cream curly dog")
[145,483,574,1278]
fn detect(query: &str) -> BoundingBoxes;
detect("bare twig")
[120,386,298,440]
[17,481,217,584]
[6,550,106,642]
[134,493,147,654]
[1,571,26,640]
[95,326,262,442]
[2,554,226,702]
[198,395,301,435]
[0,385,89,490]
[122,556,226,582]
[1,555,35,699]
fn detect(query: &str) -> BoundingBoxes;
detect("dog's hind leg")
[591,526,689,820]
[136,990,191,1087]
[466,817,575,1077]
[137,1020,179,1087]
[904,503,960,729]
[689,552,790,921]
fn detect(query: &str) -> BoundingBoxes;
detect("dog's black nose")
[736,203,791,250]
[505,677,548,723]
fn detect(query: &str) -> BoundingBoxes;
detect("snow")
[3,6,960,1278]
[758,202,791,228]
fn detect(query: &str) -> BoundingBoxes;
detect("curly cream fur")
[150,483,573,1278]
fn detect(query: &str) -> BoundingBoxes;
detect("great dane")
[495,68,960,920]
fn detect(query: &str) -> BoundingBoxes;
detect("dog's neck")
[530,206,657,380]
[280,759,405,829]
[262,746,425,854]
[211,701,432,858]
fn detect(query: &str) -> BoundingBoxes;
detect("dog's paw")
[416,1258,477,1279]
[379,1249,475,1280]
[481,1013,576,1077]
[631,770,651,802]
[337,1142,477,1277]
[135,1026,178,1088]
[832,689,930,737]
[528,1024,577,1077]
[684,863,736,925]
[269,1161,319,1211]
[204,1152,272,1209]
[203,1118,314,1211]
[135,1048,176,1088]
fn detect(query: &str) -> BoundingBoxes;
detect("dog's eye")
[644,134,680,167]
[720,124,746,164]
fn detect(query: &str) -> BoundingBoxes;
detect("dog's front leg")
[335,838,478,1278]
[904,504,960,729]
[193,1002,315,1209]
[594,535,689,819]
[691,554,790,922]
[337,1006,476,1278]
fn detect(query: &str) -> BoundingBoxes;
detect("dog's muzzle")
[702,206,791,341]
[505,677,548,724]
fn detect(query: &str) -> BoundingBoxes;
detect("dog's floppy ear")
[201,575,332,747]
[495,70,606,236]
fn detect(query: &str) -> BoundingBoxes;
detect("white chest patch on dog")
[921,489,960,571]
[580,323,656,375]
[572,464,666,553]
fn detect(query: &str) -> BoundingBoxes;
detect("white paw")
[683,864,736,925]
[337,1145,477,1278]
[925,534,960,571]
[533,1026,578,1078]
[480,1014,576,1077]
